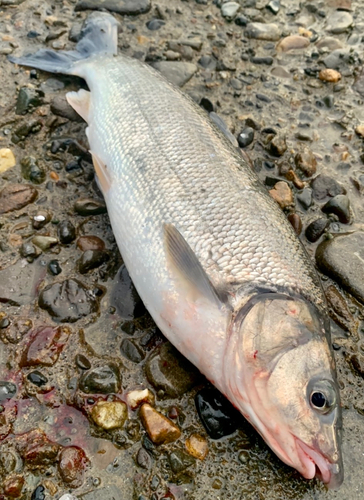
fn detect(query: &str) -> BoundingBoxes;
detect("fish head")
[225,293,343,488]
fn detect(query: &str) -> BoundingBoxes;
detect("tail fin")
[8,12,119,75]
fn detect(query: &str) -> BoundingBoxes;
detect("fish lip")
[295,438,343,489]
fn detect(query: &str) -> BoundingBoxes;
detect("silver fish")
[9,12,343,487]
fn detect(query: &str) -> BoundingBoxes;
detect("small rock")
[294,148,317,176]
[0,184,37,215]
[316,232,364,303]
[296,188,313,209]
[198,55,217,70]
[355,125,364,138]
[277,35,310,52]
[0,451,17,475]
[120,338,145,363]
[74,198,107,216]
[270,66,291,78]
[199,97,214,113]
[15,87,43,115]
[305,218,330,243]
[150,62,197,87]
[195,387,241,439]
[58,221,76,244]
[32,235,58,251]
[58,446,88,487]
[316,37,343,52]
[20,325,68,367]
[136,447,152,469]
[237,127,254,148]
[323,49,351,70]
[168,450,195,473]
[75,0,151,15]
[79,364,121,394]
[311,175,345,200]
[319,69,341,83]
[145,342,201,398]
[39,279,100,322]
[31,485,45,500]
[269,181,293,209]
[326,11,353,33]
[0,381,17,402]
[185,433,208,460]
[50,96,84,122]
[91,401,127,430]
[266,0,280,14]
[245,23,281,41]
[21,156,46,184]
[32,211,51,230]
[20,242,39,262]
[79,250,109,274]
[0,148,16,173]
[269,134,287,157]
[235,15,249,27]
[12,119,42,143]
[221,2,240,20]
[126,388,155,410]
[110,264,146,320]
[322,194,350,223]
[287,213,302,235]
[140,403,181,445]
[146,19,165,30]
[48,260,62,275]
[285,170,304,189]
[250,56,274,65]
[16,429,60,466]
[27,370,48,387]
[3,475,25,498]
[75,354,91,370]
[347,354,364,378]
[77,235,105,251]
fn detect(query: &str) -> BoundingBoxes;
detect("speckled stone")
[91,401,127,430]
[185,433,208,460]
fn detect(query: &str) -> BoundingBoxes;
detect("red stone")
[58,446,88,487]
[20,325,69,367]
[14,429,60,466]
[3,475,25,498]
[77,235,105,252]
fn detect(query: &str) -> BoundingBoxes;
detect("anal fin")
[66,89,91,122]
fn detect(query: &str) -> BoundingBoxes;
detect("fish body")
[9,13,343,487]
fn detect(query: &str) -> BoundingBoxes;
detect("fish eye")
[308,380,337,414]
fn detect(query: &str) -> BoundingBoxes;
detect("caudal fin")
[8,12,119,75]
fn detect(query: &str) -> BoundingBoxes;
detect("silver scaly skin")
[9,12,343,488]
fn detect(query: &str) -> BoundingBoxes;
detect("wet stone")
[79,250,109,274]
[168,450,195,474]
[91,401,127,430]
[48,259,62,275]
[244,23,281,41]
[136,447,152,469]
[277,35,310,52]
[146,19,165,30]
[185,433,208,460]
[311,175,345,201]
[145,342,201,398]
[32,235,58,251]
[120,338,145,363]
[77,235,105,251]
[139,403,181,445]
[0,184,37,215]
[58,446,88,487]
[75,0,151,15]
[319,69,341,83]
[322,194,350,223]
[326,11,353,33]
[295,148,317,177]
[195,387,241,439]
[269,181,293,209]
[0,381,16,402]
[288,213,302,235]
[150,62,197,88]
[31,485,45,500]
[51,96,84,122]
[27,370,48,387]
[79,364,121,394]
[221,2,240,20]
[75,354,91,370]
[110,264,146,320]
[297,188,313,209]
[126,388,155,410]
[58,220,76,244]
[74,198,107,216]
[250,56,273,65]
[235,14,248,26]
[32,211,51,230]
[316,232,364,304]
[3,475,25,497]
[269,134,287,157]
[20,242,39,262]
[305,218,329,243]
[20,325,67,367]
[15,87,43,115]
[237,127,254,148]
[39,279,100,322]
[12,119,42,143]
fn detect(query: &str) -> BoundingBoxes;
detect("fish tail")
[8,12,119,75]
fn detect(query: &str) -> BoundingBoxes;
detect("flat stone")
[0,184,37,214]
[75,0,151,15]
[150,61,197,87]
[269,134,287,156]
[323,49,351,70]
[316,37,343,53]
[139,403,181,445]
[168,450,195,473]
[120,338,145,363]
[277,35,310,52]
[316,232,364,303]
[20,325,68,367]
[185,433,208,460]
[15,87,43,115]
[32,236,58,251]
[74,198,107,216]
[51,96,84,122]
[311,175,345,200]
[0,148,16,173]
[269,181,293,209]
[326,11,353,34]
[0,381,17,402]
[79,364,121,394]
[221,2,240,20]
[245,23,281,41]
[91,401,127,430]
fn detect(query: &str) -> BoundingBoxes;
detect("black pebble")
[235,15,249,26]
[200,97,214,113]
[0,381,17,401]
[58,220,76,244]
[120,338,145,363]
[27,371,48,387]
[48,260,62,276]
[305,218,329,243]
[75,354,91,370]
[238,127,255,148]
[31,485,45,500]
[322,195,351,223]
[78,250,109,274]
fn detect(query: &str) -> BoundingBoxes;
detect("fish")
[9,12,343,488]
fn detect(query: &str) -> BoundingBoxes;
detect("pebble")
[269,135,287,157]
[0,381,16,402]
[294,148,317,177]
[269,181,293,209]
[322,194,351,223]
[277,35,310,52]
[195,387,241,439]
[74,198,107,216]
[58,446,88,487]
[139,403,181,445]
[168,450,195,473]
[266,0,280,14]
[305,218,330,243]
[79,249,109,274]
[198,55,217,70]
[316,232,364,303]
[48,259,62,275]
[31,485,45,500]
[145,342,201,398]
[285,170,304,190]
[355,125,364,138]
[296,188,313,209]
[79,364,121,394]
[235,14,249,26]
[16,430,60,466]
[32,211,51,230]
[311,175,345,200]
[91,400,127,430]
[75,354,91,370]
[75,0,151,15]
[58,220,76,244]
[15,87,43,115]
[50,96,84,122]
[20,157,46,184]
[150,62,197,88]
[185,433,208,460]
[32,235,58,251]
[27,370,48,387]
[0,451,16,474]
[126,388,155,410]
[250,56,274,65]
[288,213,302,235]
[77,235,105,251]
[20,325,67,367]
[38,278,100,322]
[326,11,353,33]
[0,184,37,215]
[237,127,254,147]
[316,37,343,52]
[323,49,352,71]
[319,69,341,83]
[221,2,240,20]
[146,19,165,30]
[0,148,16,173]
[120,338,145,363]
[20,242,39,262]
[3,475,25,497]
[271,66,290,78]
[244,23,281,41]
[136,447,152,469]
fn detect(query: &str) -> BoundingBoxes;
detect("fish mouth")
[295,438,343,489]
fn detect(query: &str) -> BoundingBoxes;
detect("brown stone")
[285,169,304,189]
[58,446,88,488]
[277,35,310,52]
[287,213,302,236]
[269,181,293,209]
[15,429,60,466]
[91,401,127,430]
[355,125,364,138]
[0,184,37,215]
[294,148,317,177]
[139,403,181,445]
[319,69,341,83]
[20,325,69,367]
[185,433,208,460]
[77,235,106,251]
[3,474,25,498]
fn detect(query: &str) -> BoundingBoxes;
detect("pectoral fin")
[164,223,225,307]
[66,89,91,122]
